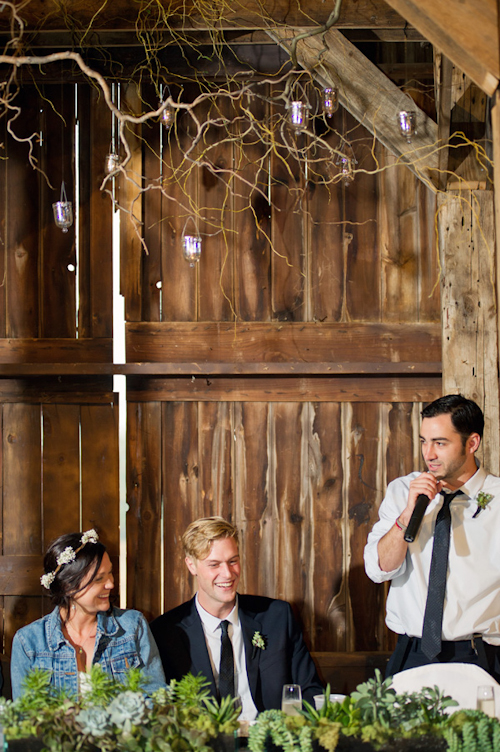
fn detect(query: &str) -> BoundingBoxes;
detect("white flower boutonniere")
[252,631,266,650]
[472,491,493,518]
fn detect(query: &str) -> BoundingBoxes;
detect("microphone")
[404,494,430,543]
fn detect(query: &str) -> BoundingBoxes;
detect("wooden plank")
[0,99,6,338]
[198,94,234,322]
[0,555,45,595]
[120,82,144,322]
[267,27,440,189]
[39,83,76,337]
[3,596,44,657]
[435,54,453,191]
[233,402,273,595]
[270,85,306,321]
[5,86,40,338]
[0,377,115,403]
[160,84,199,322]
[126,321,442,363]
[126,402,162,620]
[80,404,119,555]
[3,404,42,555]
[307,403,345,650]
[233,84,272,322]
[162,401,200,611]
[142,84,162,322]
[198,402,233,518]
[88,86,113,337]
[344,403,384,651]
[384,0,499,96]
[308,112,344,323]
[77,84,92,337]
[0,338,112,363]
[344,112,381,322]
[126,376,441,402]
[416,180,440,322]
[439,190,499,474]
[41,404,81,545]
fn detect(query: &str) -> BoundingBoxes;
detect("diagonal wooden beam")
[383,0,499,97]
[267,26,440,190]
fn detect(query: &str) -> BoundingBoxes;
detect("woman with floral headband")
[10,530,166,699]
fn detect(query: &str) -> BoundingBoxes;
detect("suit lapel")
[181,599,218,697]
[239,607,262,707]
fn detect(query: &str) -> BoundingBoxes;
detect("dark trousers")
[386,634,500,683]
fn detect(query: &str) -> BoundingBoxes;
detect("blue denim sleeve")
[136,613,166,694]
[10,631,33,700]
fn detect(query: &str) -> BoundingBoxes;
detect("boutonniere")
[472,491,493,518]
[252,631,266,650]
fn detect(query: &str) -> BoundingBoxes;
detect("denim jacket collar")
[46,606,120,651]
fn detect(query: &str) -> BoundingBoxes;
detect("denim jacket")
[11,606,166,699]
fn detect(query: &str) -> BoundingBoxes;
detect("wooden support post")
[438,189,499,474]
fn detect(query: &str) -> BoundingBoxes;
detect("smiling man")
[364,394,500,680]
[150,517,323,720]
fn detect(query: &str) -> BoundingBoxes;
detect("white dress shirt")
[364,464,500,645]
[195,595,258,721]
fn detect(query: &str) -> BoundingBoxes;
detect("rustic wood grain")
[39,84,76,338]
[126,321,442,363]
[6,87,40,338]
[142,85,162,323]
[440,190,499,474]
[233,85,272,322]
[125,376,441,403]
[197,95,235,322]
[162,402,200,611]
[120,82,144,323]
[126,402,162,621]
[80,404,119,555]
[0,338,112,363]
[42,404,81,543]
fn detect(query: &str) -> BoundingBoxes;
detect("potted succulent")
[0,667,241,752]
[247,670,500,752]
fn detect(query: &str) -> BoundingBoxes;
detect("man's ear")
[467,432,481,454]
[185,555,197,576]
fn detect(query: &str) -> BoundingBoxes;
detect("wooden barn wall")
[0,83,118,655]
[0,77,442,660]
[123,83,442,654]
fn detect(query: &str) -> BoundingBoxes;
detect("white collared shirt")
[195,595,258,720]
[364,465,500,644]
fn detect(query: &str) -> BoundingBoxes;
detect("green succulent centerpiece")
[0,667,241,752]
[248,670,500,752]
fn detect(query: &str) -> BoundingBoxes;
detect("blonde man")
[150,516,323,720]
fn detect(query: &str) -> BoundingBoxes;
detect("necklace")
[66,621,97,655]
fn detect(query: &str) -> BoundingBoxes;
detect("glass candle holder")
[398,110,417,143]
[182,234,202,266]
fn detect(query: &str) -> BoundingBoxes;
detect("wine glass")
[281,684,302,716]
[477,685,495,716]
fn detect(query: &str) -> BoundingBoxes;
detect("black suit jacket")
[150,594,323,711]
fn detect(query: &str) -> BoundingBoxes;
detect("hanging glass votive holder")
[52,181,73,233]
[322,87,338,118]
[398,110,417,143]
[160,101,175,129]
[286,100,310,133]
[105,143,121,175]
[182,235,202,266]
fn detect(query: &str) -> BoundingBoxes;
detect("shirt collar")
[195,593,239,633]
[456,462,488,501]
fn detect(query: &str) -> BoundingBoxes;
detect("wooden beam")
[267,27,440,190]
[435,53,453,191]
[439,190,499,474]
[126,321,442,365]
[0,338,112,363]
[126,375,442,402]
[0,0,408,32]
[383,0,499,96]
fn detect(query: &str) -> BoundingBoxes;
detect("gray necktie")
[218,620,235,698]
[421,490,462,659]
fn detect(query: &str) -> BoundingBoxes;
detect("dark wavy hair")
[421,394,484,445]
[43,532,107,615]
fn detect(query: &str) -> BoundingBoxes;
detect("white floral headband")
[40,529,99,590]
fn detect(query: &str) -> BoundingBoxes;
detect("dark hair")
[43,532,107,615]
[421,394,484,444]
